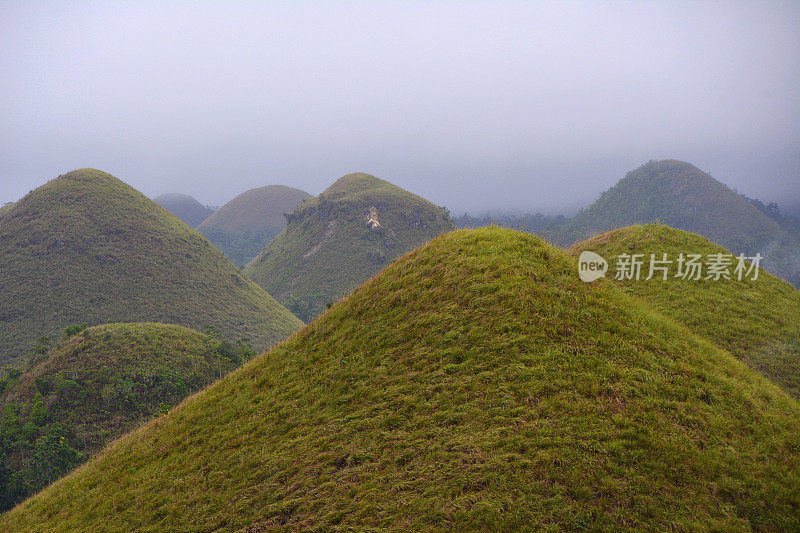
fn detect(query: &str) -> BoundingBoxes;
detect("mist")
[1,0,798,215]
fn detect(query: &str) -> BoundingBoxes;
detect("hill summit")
[198,184,311,265]
[566,159,800,286]
[569,224,800,399]
[153,193,214,227]
[5,228,799,530]
[243,173,455,321]
[0,169,302,365]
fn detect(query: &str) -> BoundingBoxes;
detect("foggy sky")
[1,1,798,215]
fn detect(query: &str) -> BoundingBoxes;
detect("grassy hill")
[5,227,799,530]
[568,224,800,399]
[152,193,214,228]
[244,173,455,321]
[0,169,303,365]
[197,185,311,266]
[0,322,244,510]
[565,160,800,287]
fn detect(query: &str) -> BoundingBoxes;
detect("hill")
[244,173,455,321]
[197,185,311,266]
[5,228,799,530]
[152,193,214,227]
[565,160,800,287]
[568,224,800,399]
[0,322,245,510]
[0,169,303,365]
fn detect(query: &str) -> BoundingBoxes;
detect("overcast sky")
[1,1,798,214]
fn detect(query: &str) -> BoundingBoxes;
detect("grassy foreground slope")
[566,160,800,286]
[568,224,800,399]
[152,193,214,228]
[0,323,243,510]
[0,169,302,365]
[6,228,800,531]
[244,173,455,321]
[198,185,311,266]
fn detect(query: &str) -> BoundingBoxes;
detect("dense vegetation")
[152,193,215,228]
[5,227,799,531]
[0,169,303,365]
[0,322,251,511]
[198,185,311,265]
[244,173,455,321]
[569,224,800,399]
[565,160,800,287]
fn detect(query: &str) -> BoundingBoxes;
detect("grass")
[564,159,800,286]
[152,193,214,228]
[5,227,799,530]
[568,223,800,399]
[243,173,455,321]
[0,322,242,509]
[197,185,311,266]
[0,169,303,366]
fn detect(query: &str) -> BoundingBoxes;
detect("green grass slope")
[568,224,800,399]
[0,169,303,365]
[6,228,800,530]
[197,185,311,266]
[565,159,800,286]
[244,173,455,321]
[152,193,214,228]
[0,322,245,510]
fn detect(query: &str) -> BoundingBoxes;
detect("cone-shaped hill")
[243,173,456,321]
[153,193,214,228]
[566,160,800,286]
[6,228,799,530]
[0,322,241,510]
[0,169,303,365]
[197,185,311,266]
[568,224,800,399]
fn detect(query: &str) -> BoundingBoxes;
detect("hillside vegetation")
[244,173,455,321]
[5,228,799,531]
[198,185,311,265]
[0,169,302,365]
[566,160,800,286]
[0,322,245,511]
[152,193,214,227]
[569,224,800,399]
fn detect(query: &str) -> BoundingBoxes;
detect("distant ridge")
[198,185,311,265]
[153,193,214,227]
[244,173,455,321]
[565,159,800,286]
[0,169,303,365]
[4,228,799,530]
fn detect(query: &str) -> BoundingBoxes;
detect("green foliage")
[5,228,800,530]
[0,169,303,366]
[244,172,456,322]
[568,224,800,398]
[62,323,88,339]
[198,185,311,266]
[0,322,246,511]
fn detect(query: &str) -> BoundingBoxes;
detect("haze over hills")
[0,169,303,366]
[244,173,455,321]
[4,227,799,530]
[198,185,311,266]
[0,322,242,510]
[152,193,215,228]
[563,160,800,286]
[569,224,800,399]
